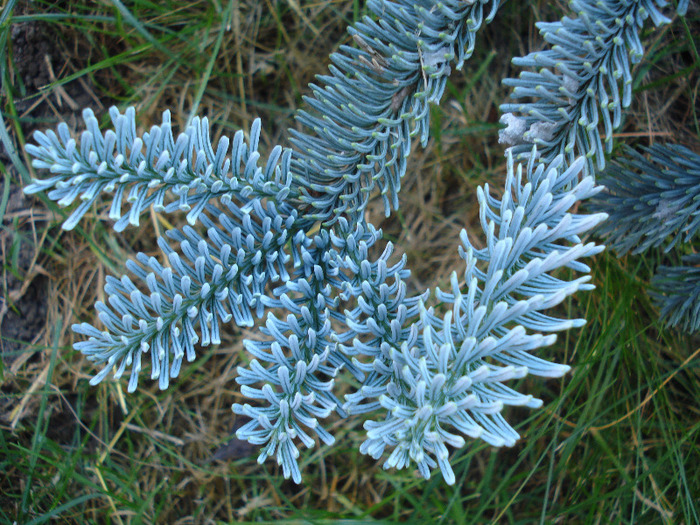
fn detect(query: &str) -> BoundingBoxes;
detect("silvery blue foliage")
[594,144,700,333]
[290,0,501,223]
[652,254,700,333]
[346,153,607,484]
[594,144,700,255]
[500,0,687,173]
[233,220,425,482]
[500,0,692,335]
[24,108,287,232]
[28,108,301,392]
[21,0,684,483]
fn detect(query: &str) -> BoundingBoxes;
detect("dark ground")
[1,18,96,362]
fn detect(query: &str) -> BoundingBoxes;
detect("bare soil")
[1,19,97,361]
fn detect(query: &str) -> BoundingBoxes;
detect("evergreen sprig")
[594,143,700,254]
[352,154,606,483]
[652,254,700,333]
[232,229,354,484]
[72,194,301,392]
[22,0,687,483]
[500,0,687,173]
[25,108,290,231]
[594,143,700,333]
[290,0,500,224]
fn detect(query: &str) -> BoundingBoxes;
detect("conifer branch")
[594,143,700,254]
[652,254,700,333]
[355,153,607,484]
[500,0,683,174]
[74,196,301,391]
[25,108,289,231]
[290,0,501,224]
[594,143,700,333]
[21,0,688,484]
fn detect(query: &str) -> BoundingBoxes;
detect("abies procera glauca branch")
[593,144,700,333]
[23,0,689,483]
